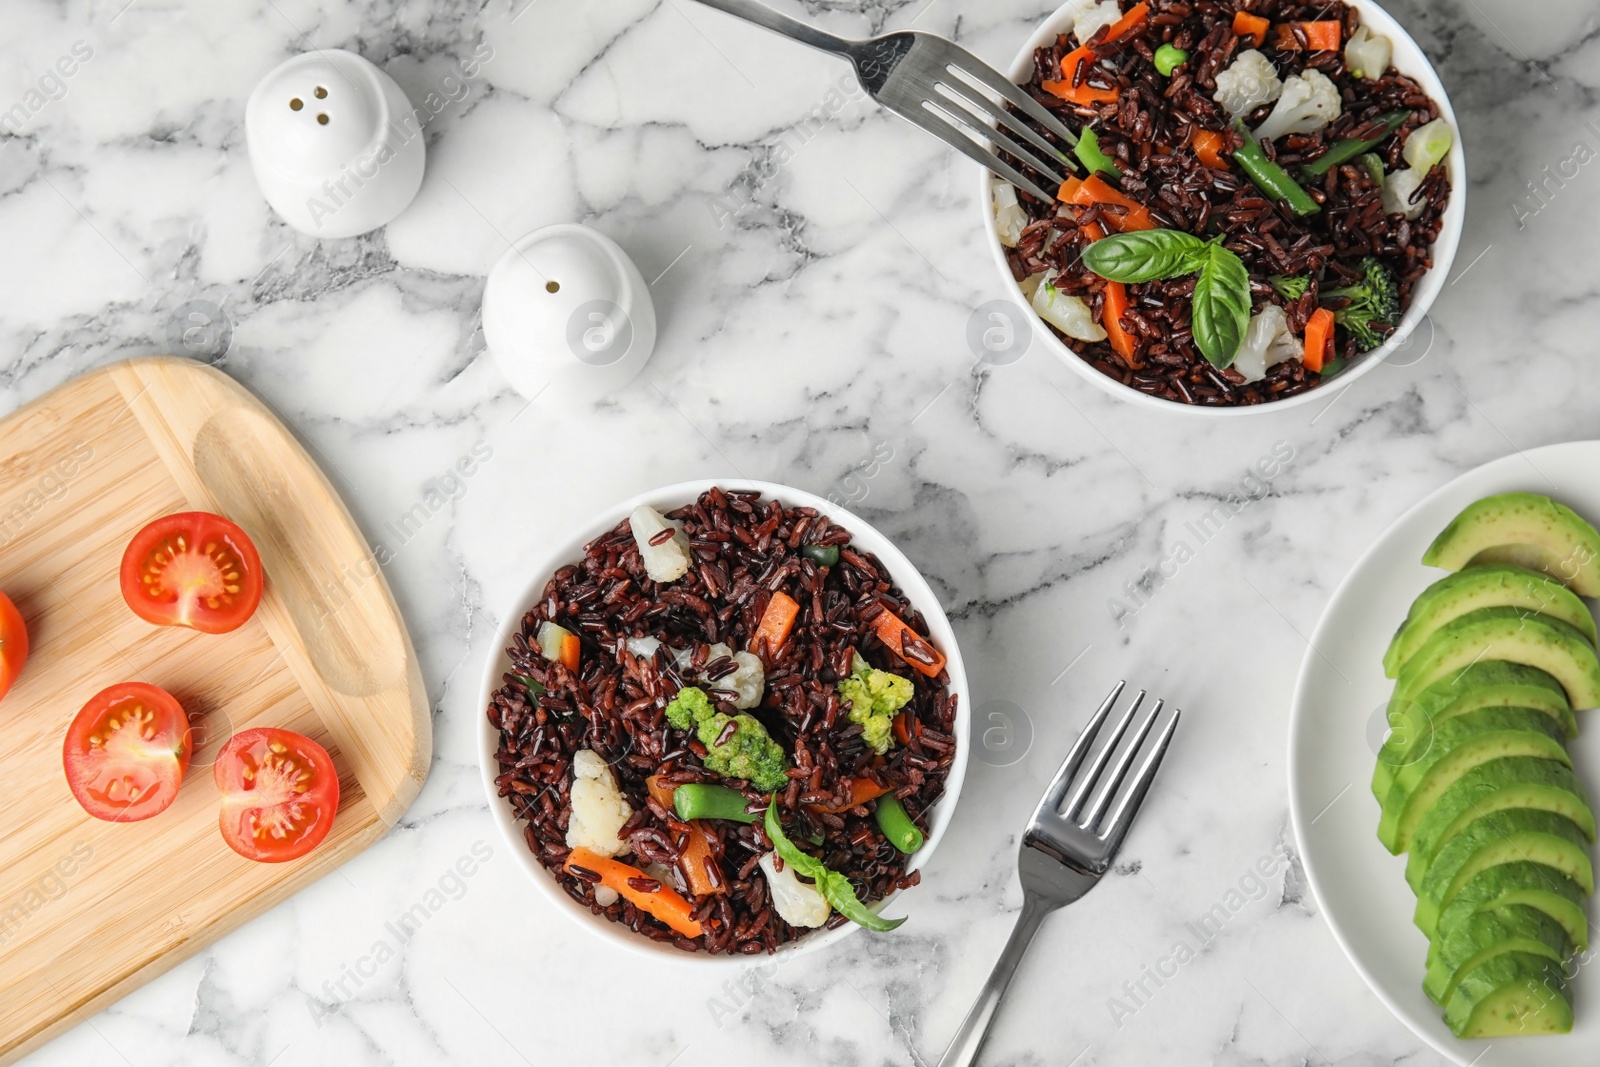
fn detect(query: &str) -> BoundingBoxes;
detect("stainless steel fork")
[687,0,1080,201]
[937,682,1181,1067]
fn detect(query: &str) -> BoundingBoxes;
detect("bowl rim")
[977,0,1468,417]
[475,478,972,966]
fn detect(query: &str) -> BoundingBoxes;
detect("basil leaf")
[1080,229,1209,284]
[764,801,906,932]
[819,869,907,932]
[1191,243,1253,368]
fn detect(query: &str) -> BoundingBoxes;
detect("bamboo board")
[0,357,430,1064]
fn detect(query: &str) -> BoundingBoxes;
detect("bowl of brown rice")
[982,0,1466,413]
[477,480,970,963]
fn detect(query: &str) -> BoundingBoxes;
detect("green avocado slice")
[1431,861,1590,955]
[1384,564,1597,678]
[1415,810,1594,937]
[1392,606,1600,712]
[1405,757,1595,891]
[1423,492,1600,597]
[1422,904,1572,1006]
[1372,663,1575,799]
[1442,951,1573,1037]
[1375,707,1570,854]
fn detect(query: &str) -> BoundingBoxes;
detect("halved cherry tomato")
[0,591,27,701]
[63,682,191,822]
[121,511,264,634]
[214,727,338,862]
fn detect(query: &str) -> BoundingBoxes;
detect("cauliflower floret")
[1213,50,1283,120]
[1252,69,1342,143]
[629,505,693,583]
[1031,271,1108,343]
[993,181,1027,248]
[1382,168,1427,220]
[1232,305,1302,383]
[759,853,831,928]
[566,750,633,863]
[1344,24,1392,81]
[705,642,766,710]
[1073,0,1122,44]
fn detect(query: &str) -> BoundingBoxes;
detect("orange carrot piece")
[751,590,800,655]
[1101,281,1138,365]
[1042,48,1120,106]
[1070,174,1155,232]
[1190,129,1229,170]
[1232,11,1269,47]
[558,633,580,672]
[870,609,946,679]
[564,847,704,937]
[1103,2,1150,42]
[646,775,724,897]
[892,711,912,747]
[1275,20,1341,51]
[1058,175,1084,202]
[812,777,892,814]
[1304,307,1335,372]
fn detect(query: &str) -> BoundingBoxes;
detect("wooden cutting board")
[0,357,430,1064]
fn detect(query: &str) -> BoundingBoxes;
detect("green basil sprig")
[1078,228,1254,369]
[765,800,906,933]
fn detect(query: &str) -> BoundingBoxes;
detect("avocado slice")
[1423,904,1572,1006]
[1414,810,1594,936]
[1372,663,1575,798]
[1432,861,1590,954]
[1423,492,1600,597]
[1392,606,1600,711]
[1442,951,1572,1037]
[1384,564,1597,677]
[1375,707,1571,854]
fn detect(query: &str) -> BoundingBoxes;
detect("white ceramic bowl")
[476,479,971,965]
[979,0,1467,416]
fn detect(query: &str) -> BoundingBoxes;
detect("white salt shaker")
[482,224,657,404]
[245,49,424,239]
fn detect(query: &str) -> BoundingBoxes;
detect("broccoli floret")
[664,685,790,792]
[1269,275,1311,301]
[837,654,914,756]
[1324,256,1400,351]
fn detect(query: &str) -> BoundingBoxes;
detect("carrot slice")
[1103,2,1150,42]
[1304,307,1335,372]
[564,847,704,937]
[1069,175,1155,232]
[1101,281,1139,365]
[892,711,912,747]
[1232,11,1269,47]
[558,633,580,672]
[1190,129,1229,170]
[811,777,892,815]
[870,609,946,678]
[751,590,800,656]
[1041,4,1149,107]
[645,776,724,897]
[1275,20,1341,51]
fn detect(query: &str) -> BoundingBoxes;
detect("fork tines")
[1042,681,1180,840]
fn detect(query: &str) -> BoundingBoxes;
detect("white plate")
[1289,442,1600,1064]
[477,479,971,966]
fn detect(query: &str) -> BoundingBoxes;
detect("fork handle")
[685,0,858,59]
[936,894,1053,1067]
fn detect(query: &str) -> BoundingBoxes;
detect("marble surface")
[3,0,1598,1063]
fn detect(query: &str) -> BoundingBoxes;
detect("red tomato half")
[121,512,264,634]
[0,590,27,701]
[63,683,191,822]
[214,727,339,862]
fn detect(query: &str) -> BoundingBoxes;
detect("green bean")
[874,794,925,854]
[672,783,757,823]
[1301,110,1410,178]
[1231,129,1321,217]
[801,544,840,567]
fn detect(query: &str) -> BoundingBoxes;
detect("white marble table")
[2,0,1594,1063]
